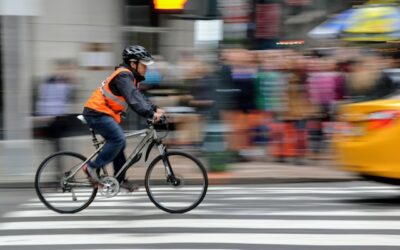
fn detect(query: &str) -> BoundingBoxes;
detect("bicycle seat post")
[90,128,100,149]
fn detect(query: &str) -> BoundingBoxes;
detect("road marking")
[2,219,400,230]
[213,190,400,195]
[1,233,400,246]
[40,187,397,199]
[4,209,164,217]
[32,195,199,202]
[7,207,400,218]
[35,186,400,197]
[40,191,201,197]
[22,201,219,208]
[224,196,349,201]
[2,184,400,248]
[207,185,398,190]
[32,195,376,202]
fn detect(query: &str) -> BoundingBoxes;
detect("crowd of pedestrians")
[33,47,400,164]
[214,47,399,163]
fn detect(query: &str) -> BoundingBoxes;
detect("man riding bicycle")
[82,45,165,190]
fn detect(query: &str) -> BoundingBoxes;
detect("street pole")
[1,16,32,140]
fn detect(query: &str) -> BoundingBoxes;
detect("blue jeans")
[84,115,126,182]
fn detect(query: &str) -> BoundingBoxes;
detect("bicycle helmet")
[123,45,154,66]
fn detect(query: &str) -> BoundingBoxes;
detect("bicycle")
[34,115,208,214]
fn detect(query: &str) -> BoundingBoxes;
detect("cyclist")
[82,45,165,190]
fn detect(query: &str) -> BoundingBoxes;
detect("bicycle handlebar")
[147,114,168,126]
[147,114,169,139]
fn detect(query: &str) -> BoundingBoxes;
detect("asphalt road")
[1,181,400,250]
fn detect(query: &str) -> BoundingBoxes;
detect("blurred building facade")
[0,0,377,182]
[0,0,367,141]
[0,0,221,140]
[0,0,220,181]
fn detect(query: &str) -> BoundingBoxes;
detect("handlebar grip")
[160,114,167,122]
[147,114,168,125]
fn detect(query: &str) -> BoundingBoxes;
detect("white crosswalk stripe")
[1,233,400,246]
[1,183,400,249]
[3,219,400,230]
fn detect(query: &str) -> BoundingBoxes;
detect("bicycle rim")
[145,150,208,213]
[35,151,97,213]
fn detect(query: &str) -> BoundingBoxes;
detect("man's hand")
[153,108,166,122]
[156,108,165,114]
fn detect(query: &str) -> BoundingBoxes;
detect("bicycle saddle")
[77,115,87,124]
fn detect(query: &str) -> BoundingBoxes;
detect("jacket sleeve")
[113,72,155,119]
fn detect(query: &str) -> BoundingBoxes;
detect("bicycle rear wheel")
[145,150,208,213]
[35,151,97,213]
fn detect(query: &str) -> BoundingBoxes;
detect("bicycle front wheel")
[145,150,208,214]
[35,151,97,213]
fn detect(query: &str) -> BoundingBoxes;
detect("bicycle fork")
[157,143,181,186]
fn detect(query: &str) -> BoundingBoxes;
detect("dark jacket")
[84,64,157,119]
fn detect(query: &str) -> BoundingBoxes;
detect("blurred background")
[2,0,400,182]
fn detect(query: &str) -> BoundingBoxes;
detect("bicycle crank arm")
[71,190,78,201]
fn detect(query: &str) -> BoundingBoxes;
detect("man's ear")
[130,63,135,71]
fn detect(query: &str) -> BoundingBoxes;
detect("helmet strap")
[127,60,146,83]
[135,61,139,70]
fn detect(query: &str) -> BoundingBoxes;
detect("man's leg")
[84,115,126,174]
[113,147,126,183]
[114,147,139,192]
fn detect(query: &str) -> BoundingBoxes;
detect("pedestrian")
[35,59,76,152]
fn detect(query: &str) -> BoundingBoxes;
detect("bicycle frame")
[65,125,166,182]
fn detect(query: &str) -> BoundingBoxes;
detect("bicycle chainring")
[100,176,120,198]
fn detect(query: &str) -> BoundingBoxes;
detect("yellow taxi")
[335,95,400,184]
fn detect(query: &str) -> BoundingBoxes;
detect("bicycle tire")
[35,151,97,214]
[145,150,208,214]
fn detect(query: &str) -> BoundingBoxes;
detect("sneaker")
[120,180,139,192]
[82,164,100,183]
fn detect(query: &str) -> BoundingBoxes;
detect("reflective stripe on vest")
[84,67,136,123]
[100,81,128,112]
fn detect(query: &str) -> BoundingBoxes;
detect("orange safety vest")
[84,67,138,123]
